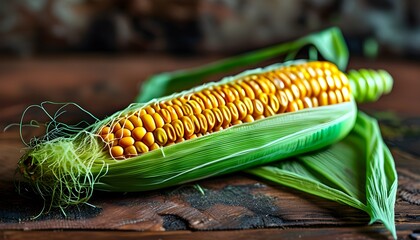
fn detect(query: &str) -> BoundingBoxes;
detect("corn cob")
[99,61,352,160]
[21,60,391,208]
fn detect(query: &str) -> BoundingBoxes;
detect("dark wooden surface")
[0,56,419,239]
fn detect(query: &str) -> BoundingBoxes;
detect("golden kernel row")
[99,61,351,159]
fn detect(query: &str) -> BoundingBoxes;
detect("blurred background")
[1,0,420,57]
[1,0,419,127]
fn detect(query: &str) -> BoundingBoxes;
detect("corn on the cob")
[19,60,372,208]
[99,61,351,159]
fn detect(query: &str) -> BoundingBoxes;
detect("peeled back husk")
[247,112,397,238]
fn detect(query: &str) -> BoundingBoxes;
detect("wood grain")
[0,56,419,239]
[1,224,420,240]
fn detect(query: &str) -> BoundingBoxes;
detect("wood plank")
[0,56,419,238]
[0,127,419,237]
[1,223,420,240]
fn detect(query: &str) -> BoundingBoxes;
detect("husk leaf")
[247,112,397,238]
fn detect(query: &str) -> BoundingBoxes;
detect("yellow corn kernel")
[111,122,122,132]
[99,61,352,159]
[212,90,226,106]
[342,87,351,102]
[334,75,342,90]
[152,113,165,128]
[303,97,313,108]
[301,79,312,97]
[191,95,205,110]
[101,126,111,135]
[135,141,149,153]
[159,108,172,124]
[165,106,179,121]
[172,105,184,118]
[310,78,321,97]
[212,108,223,129]
[252,99,264,117]
[258,93,269,105]
[239,81,256,99]
[101,132,114,142]
[231,84,246,99]
[128,115,142,128]
[144,106,155,115]
[115,128,131,139]
[181,116,194,137]
[181,104,193,116]
[138,109,147,116]
[328,91,338,105]
[229,86,242,101]
[296,99,304,110]
[152,104,161,112]
[172,119,185,139]
[312,97,319,108]
[190,115,201,134]
[154,128,168,146]
[187,100,202,115]
[248,80,263,97]
[264,105,275,117]
[326,75,335,90]
[111,146,124,158]
[277,72,292,87]
[234,100,248,120]
[257,78,272,94]
[219,105,232,128]
[119,137,134,148]
[142,132,155,147]
[284,89,295,102]
[226,102,239,122]
[221,87,236,103]
[203,90,219,108]
[119,119,134,131]
[150,143,160,151]
[277,91,288,113]
[163,123,177,143]
[243,114,254,123]
[287,101,299,112]
[318,76,328,91]
[132,127,147,141]
[243,97,254,115]
[197,92,213,109]
[124,146,137,156]
[318,92,329,106]
[194,114,207,134]
[141,114,156,132]
[201,110,213,132]
[268,94,280,113]
[290,84,301,99]
[335,89,344,103]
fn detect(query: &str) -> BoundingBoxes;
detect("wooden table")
[0,56,419,239]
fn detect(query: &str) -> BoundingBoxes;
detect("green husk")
[96,101,356,192]
[247,112,397,238]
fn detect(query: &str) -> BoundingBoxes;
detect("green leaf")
[136,27,348,102]
[247,112,397,238]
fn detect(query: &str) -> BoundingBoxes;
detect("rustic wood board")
[0,56,419,239]
[1,131,419,239]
